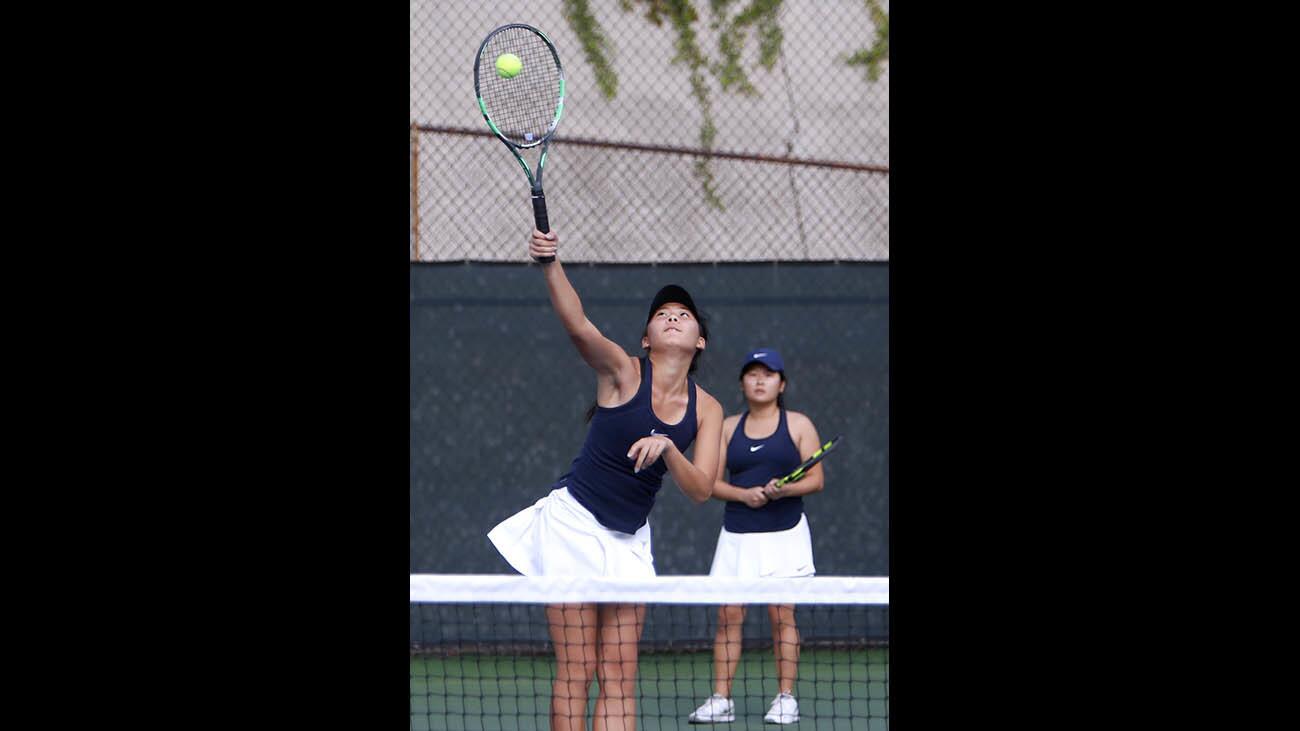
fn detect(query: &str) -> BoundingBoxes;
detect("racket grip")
[532,192,554,263]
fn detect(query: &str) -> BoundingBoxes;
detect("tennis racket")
[775,436,841,488]
[473,24,566,263]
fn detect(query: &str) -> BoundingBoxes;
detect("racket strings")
[478,28,561,147]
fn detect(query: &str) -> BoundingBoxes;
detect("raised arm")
[529,229,637,389]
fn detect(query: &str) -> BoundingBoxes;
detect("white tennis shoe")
[764,692,800,724]
[688,693,735,723]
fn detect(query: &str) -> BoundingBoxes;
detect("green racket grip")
[532,190,554,263]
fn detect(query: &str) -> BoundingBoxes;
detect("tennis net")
[410,575,889,730]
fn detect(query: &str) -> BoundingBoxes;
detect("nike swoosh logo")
[650,429,662,436]
[750,444,765,452]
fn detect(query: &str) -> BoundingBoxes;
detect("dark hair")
[740,362,787,410]
[584,310,709,422]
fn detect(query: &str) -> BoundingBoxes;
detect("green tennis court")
[411,647,888,730]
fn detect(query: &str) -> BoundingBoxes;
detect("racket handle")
[532,191,554,263]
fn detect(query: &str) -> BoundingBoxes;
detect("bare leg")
[547,603,598,731]
[768,604,800,695]
[711,604,747,697]
[592,603,646,731]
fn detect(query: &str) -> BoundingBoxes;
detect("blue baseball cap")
[741,348,784,375]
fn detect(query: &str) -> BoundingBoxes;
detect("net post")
[410,122,421,261]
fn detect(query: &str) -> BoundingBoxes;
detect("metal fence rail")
[411,0,888,262]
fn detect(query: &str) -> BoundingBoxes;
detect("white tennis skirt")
[488,487,656,578]
[708,513,816,578]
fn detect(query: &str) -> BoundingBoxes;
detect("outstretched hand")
[529,229,558,262]
[627,434,675,474]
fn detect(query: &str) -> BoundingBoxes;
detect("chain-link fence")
[411,0,888,262]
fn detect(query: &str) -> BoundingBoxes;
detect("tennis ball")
[496,53,523,79]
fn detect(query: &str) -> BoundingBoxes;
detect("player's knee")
[555,659,597,683]
[596,666,638,696]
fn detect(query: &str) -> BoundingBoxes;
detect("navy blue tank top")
[560,357,699,534]
[724,409,804,533]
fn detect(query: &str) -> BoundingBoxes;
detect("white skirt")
[708,513,816,578]
[488,487,656,578]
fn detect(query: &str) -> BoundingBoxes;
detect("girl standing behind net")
[488,228,724,731]
[687,348,824,725]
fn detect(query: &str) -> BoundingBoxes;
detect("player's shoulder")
[695,384,722,411]
[721,411,742,429]
[609,351,639,381]
[780,411,811,431]
[785,410,817,431]
[694,384,724,417]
